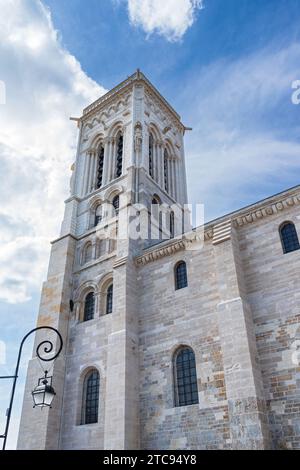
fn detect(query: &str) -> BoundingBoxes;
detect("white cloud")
[127,0,203,41]
[0,0,106,303]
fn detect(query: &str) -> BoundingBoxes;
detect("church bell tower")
[18,70,188,450]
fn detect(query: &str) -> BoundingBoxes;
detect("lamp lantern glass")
[32,372,56,408]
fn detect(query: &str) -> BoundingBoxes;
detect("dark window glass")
[170,211,174,239]
[94,204,102,226]
[175,348,198,407]
[149,134,153,178]
[97,145,104,188]
[175,261,187,290]
[84,244,92,264]
[106,284,113,314]
[164,149,169,192]
[116,134,123,178]
[84,292,95,322]
[112,195,119,216]
[280,222,300,254]
[83,370,99,424]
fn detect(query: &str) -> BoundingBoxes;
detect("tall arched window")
[96,239,106,258]
[115,133,123,178]
[106,284,113,314]
[83,243,93,264]
[175,261,188,290]
[280,222,300,254]
[94,204,103,226]
[174,347,199,407]
[96,144,104,189]
[109,238,117,253]
[112,195,119,216]
[149,133,154,178]
[82,369,100,424]
[164,149,169,192]
[151,195,162,239]
[83,292,95,322]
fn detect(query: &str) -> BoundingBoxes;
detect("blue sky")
[0,0,300,448]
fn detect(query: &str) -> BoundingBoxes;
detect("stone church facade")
[18,71,300,450]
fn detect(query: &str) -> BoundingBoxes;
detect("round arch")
[107,120,124,138]
[148,122,162,141]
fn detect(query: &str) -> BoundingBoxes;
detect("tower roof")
[81,69,183,126]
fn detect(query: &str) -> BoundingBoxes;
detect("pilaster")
[213,220,271,449]
[103,194,140,449]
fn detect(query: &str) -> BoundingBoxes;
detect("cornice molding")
[135,239,186,266]
[113,256,127,269]
[232,192,300,228]
[51,233,78,245]
[135,230,205,266]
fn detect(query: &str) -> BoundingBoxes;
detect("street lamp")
[0,326,63,450]
[32,371,56,409]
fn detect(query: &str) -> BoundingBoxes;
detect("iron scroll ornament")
[35,327,63,362]
[0,326,63,450]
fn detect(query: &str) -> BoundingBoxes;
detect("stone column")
[157,142,163,188]
[173,158,177,200]
[102,138,110,186]
[86,152,93,195]
[81,154,87,197]
[152,142,157,182]
[167,159,170,196]
[83,152,91,196]
[175,158,181,202]
[170,158,175,199]
[90,150,97,193]
[213,220,271,450]
[107,139,113,183]
[110,138,116,181]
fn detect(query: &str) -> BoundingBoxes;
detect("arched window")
[82,369,100,424]
[96,144,104,189]
[151,195,162,239]
[115,133,123,178]
[149,133,154,178]
[175,261,188,290]
[83,292,95,322]
[83,243,93,264]
[96,239,106,258]
[164,149,169,192]
[106,284,113,314]
[112,195,119,216]
[174,347,199,407]
[109,238,117,253]
[94,204,103,226]
[280,222,300,254]
[152,196,160,205]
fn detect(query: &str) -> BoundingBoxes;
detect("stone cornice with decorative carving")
[232,190,300,228]
[135,239,187,266]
